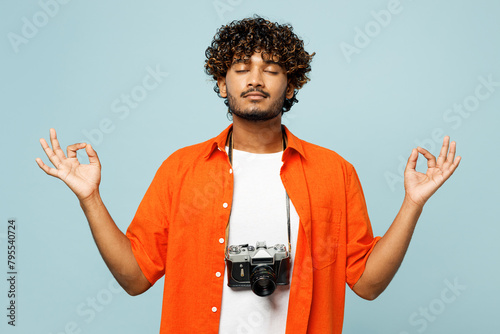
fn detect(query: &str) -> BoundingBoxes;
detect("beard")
[227,88,286,122]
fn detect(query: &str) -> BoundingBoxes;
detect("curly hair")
[204,15,315,114]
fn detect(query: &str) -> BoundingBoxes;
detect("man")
[36,16,461,334]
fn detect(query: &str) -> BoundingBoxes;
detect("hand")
[36,128,101,201]
[404,136,461,207]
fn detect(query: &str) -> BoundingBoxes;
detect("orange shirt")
[126,124,380,333]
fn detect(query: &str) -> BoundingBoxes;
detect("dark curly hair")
[204,15,315,114]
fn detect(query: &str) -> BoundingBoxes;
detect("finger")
[49,128,67,161]
[445,141,457,165]
[453,156,462,171]
[85,144,101,168]
[67,143,87,158]
[436,136,450,167]
[39,137,62,168]
[417,146,437,168]
[442,155,462,180]
[447,152,461,173]
[35,158,59,177]
[441,141,458,173]
[405,148,418,173]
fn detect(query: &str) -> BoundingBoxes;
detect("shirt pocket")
[311,207,342,270]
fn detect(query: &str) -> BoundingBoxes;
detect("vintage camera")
[225,241,290,297]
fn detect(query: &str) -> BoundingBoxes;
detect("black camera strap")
[226,126,292,255]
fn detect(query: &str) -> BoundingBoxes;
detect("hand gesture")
[36,128,101,201]
[404,136,461,207]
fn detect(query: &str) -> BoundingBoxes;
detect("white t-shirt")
[218,148,300,334]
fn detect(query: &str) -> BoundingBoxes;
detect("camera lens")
[250,265,277,297]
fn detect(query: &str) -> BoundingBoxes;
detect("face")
[217,52,294,121]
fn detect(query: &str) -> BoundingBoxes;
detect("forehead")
[231,52,280,65]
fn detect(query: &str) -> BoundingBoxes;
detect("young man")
[36,16,461,334]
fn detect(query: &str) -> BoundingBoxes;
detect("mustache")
[240,88,270,98]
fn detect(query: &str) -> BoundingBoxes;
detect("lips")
[244,92,267,99]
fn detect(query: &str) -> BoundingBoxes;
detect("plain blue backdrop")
[1,0,499,333]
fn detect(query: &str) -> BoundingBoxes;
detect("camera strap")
[226,125,292,255]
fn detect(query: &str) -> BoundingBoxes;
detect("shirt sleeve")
[126,160,171,285]
[345,165,381,288]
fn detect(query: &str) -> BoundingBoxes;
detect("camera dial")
[274,244,286,252]
[228,245,241,254]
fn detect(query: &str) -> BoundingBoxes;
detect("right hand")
[36,128,101,201]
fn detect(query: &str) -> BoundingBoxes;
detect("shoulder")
[284,125,355,173]
[154,136,218,177]
[296,137,355,172]
[289,136,362,197]
[158,140,210,169]
[170,139,212,160]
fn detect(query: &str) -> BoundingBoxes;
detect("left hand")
[404,136,461,207]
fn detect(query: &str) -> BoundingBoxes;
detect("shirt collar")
[203,123,307,160]
[282,124,306,159]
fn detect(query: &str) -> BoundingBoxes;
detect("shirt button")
[223,202,228,208]
[219,238,224,244]
[215,272,221,277]
[229,168,233,174]
[212,307,217,313]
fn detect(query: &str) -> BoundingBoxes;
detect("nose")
[247,68,264,88]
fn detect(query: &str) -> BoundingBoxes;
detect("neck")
[229,114,284,153]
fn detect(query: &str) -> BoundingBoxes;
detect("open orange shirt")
[126,124,380,333]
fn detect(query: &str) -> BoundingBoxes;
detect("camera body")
[225,241,290,296]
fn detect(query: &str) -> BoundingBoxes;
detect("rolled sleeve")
[345,166,381,288]
[126,161,170,285]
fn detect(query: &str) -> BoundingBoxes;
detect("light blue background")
[1,0,499,333]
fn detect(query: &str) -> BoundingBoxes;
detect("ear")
[217,77,227,98]
[285,81,295,99]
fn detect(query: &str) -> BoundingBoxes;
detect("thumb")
[405,148,418,174]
